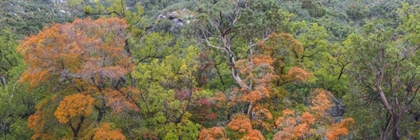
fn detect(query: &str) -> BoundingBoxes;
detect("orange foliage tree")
[274,89,354,140]
[18,17,137,139]
[195,2,317,138]
[200,88,354,139]
[216,32,310,120]
[198,30,355,139]
[274,109,315,139]
[54,94,94,138]
[198,127,227,140]
[226,114,265,140]
[93,123,126,140]
[199,32,314,139]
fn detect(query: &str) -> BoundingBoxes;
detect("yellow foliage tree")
[54,94,94,124]
[53,94,94,138]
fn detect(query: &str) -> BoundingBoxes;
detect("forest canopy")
[0,0,420,139]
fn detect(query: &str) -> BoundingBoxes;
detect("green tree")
[0,29,21,80]
[344,19,420,139]
[131,45,205,139]
[297,23,349,97]
[0,28,35,139]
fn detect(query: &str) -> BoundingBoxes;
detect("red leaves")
[190,98,217,123]
[206,113,218,120]
[175,88,192,101]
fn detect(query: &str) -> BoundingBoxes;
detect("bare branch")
[199,27,224,50]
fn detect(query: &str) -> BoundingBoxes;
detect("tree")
[198,127,227,140]
[226,114,265,139]
[0,28,35,139]
[273,89,354,140]
[18,17,136,139]
[54,94,94,138]
[92,123,125,140]
[344,17,420,139]
[83,0,148,37]
[196,0,307,120]
[131,45,204,140]
[200,88,354,139]
[0,29,21,82]
[193,2,353,139]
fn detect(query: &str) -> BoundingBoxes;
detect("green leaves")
[4,0,420,139]
[156,112,200,140]
[131,43,203,139]
[0,29,21,78]
[343,18,420,139]
[398,3,420,46]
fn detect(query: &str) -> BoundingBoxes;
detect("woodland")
[0,0,419,139]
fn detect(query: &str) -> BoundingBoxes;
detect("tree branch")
[375,64,393,116]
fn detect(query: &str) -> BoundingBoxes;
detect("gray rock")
[158,14,166,19]
[173,18,184,27]
[168,11,178,20]
[59,10,66,14]
[328,97,346,122]
[170,18,184,31]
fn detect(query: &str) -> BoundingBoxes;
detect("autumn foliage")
[10,0,420,139]
[287,67,312,82]
[27,111,44,139]
[17,17,131,87]
[197,31,352,139]
[93,123,126,140]
[17,11,354,139]
[198,127,227,140]
[54,94,94,124]
[325,118,355,140]
[227,114,265,140]
[273,89,353,140]
[274,110,315,139]
[19,17,137,139]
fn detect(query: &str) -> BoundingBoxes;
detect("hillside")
[1,0,420,139]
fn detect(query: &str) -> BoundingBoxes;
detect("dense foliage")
[0,0,419,139]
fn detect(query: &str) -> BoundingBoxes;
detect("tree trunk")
[247,101,255,119]
[95,98,106,123]
[392,115,401,140]
[70,116,85,140]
